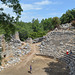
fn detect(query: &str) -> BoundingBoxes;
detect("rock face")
[40,29,75,75]
[13,31,20,40]
[26,38,33,44]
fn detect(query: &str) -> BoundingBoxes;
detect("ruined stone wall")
[0,32,21,51]
[0,32,31,70]
[13,31,20,40]
[0,35,5,52]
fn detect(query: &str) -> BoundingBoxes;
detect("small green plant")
[0,48,2,52]
[72,20,75,27]
[0,55,2,65]
[0,55,2,60]
[0,62,1,65]
[4,60,7,64]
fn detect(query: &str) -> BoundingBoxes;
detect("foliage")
[16,17,60,40]
[32,19,40,32]
[71,20,75,27]
[0,5,75,41]
[0,48,2,52]
[0,55,2,65]
[41,17,60,31]
[60,8,75,24]
[52,17,61,28]
[0,0,23,40]
[16,21,32,41]
[0,55,2,60]
[16,20,46,41]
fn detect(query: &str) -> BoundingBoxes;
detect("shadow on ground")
[44,60,70,75]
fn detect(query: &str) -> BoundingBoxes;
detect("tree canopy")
[0,0,23,40]
[0,4,74,41]
[60,8,75,24]
[16,17,61,41]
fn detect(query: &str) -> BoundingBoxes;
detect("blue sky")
[0,0,75,22]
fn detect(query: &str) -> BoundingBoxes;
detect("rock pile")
[0,35,3,52]
[59,23,71,29]
[0,42,31,71]
[33,36,46,43]
[25,38,33,44]
[0,32,31,71]
[40,29,75,75]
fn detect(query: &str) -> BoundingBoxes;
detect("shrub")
[0,55,2,60]
[71,20,75,27]
[0,55,2,65]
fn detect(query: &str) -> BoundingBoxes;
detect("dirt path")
[0,43,69,75]
[0,43,39,75]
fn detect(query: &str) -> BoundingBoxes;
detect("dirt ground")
[0,43,70,75]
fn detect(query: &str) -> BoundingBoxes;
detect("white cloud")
[34,0,61,5]
[0,1,63,22]
[0,3,16,18]
[21,0,60,11]
[34,0,52,5]
[21,3,42,11]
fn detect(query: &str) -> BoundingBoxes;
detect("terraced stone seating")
[40,29,75,75]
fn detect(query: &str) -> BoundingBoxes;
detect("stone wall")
[0,32,21,52]
[40,29,75,75]
[0,35,5,52]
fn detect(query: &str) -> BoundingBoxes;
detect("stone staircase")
[40,29,75,75]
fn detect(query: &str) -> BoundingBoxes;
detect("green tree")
[16,19,47,40]
[32,19,40,32]
[47,18,52,30]
[0,0,23,40]
[0,54,2,65]
[52,17,61,28]
[60,9,75,24]
[43,18,48,30]
[71,20,75,27]
[16,21,33,41]
[60,14,67,24]
[70,8,75,19]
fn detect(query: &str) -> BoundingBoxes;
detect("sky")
[0,0,75,22]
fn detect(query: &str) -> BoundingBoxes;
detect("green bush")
[0,62,1,65]
[71,20,75,27]
[60,9,75,24]
[0,48,2,52]
[0,55,2,60]
[0,55,2,65]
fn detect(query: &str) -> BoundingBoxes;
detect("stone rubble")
[0,33,31,72]
[33,36,46,43]
[59,23,72,29]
